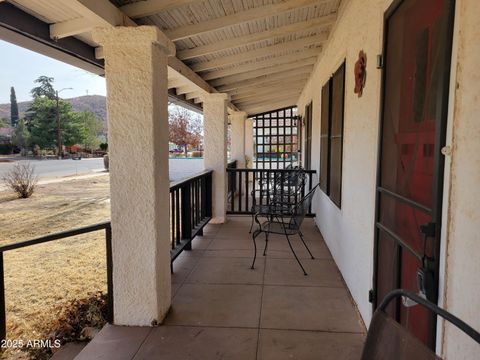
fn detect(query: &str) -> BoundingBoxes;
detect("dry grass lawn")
[0,174,110,352]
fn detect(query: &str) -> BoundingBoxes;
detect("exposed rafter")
[52,0,239,111]
[236,93,301,107]
[201,52,320,80]
[120,0,199,19]
[209,58,317,87]
[165,0,333,41]
[50,0,135,39]
[176,14,335,60]
[217,67,313,92]
[244,99,299,116]
[231,85,305,101]
[191,34,326,72]
[226,79,308,97]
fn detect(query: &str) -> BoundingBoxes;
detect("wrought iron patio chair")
[361,289,480,359]
[248,166,307,233]
[250,183,319,275]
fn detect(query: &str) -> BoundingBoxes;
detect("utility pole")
[56,88,73,159]
[56,90,61,159]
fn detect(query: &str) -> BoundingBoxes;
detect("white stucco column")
[229,111,247,168]
[245,118,254,168]
[203,93,229,224]
[93,26,175,326]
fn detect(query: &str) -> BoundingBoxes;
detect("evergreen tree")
[12,119,30,154]
[10,87,19,127]
[28,97,87,149]
[31,76,55,99]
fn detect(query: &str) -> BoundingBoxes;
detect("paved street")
[0,158,105,180]
[0,158,204,182]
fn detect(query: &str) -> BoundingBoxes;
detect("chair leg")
[251,229,260,269]
[249,214,254,233]
[263,231,269,256]
[299,231,315,259]
[285,233,308,276]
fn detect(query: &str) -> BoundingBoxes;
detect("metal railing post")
[0,252,5,341]
[105,224,114,324]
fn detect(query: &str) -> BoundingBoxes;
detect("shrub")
[191,151,203,158]
[0,143,14,155]
[103,154,109,171]
[99,143,108,151]
[2,162,38,198]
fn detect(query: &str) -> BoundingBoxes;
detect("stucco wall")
[439,0,480,357]
[297,0,480,357]
[297,0,389,325]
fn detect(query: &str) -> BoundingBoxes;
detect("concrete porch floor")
[76,217,366,360]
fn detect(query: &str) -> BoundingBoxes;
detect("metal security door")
[373,0,455,348]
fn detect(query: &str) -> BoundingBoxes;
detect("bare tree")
[3,162,39,198]
[168,106,203,156]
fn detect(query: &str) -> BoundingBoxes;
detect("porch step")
[51,342,87,360]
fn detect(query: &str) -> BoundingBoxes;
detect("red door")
[374,0,455,348]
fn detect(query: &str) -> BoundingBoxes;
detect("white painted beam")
[165,0,333,41]
[185,91,203,100]
[227,79,308,96]
[50,18,96,40]
[191,35,325,72]
[209,58,317,87]
[177,14,335,60]
[243,99,299,116]
[121,0,199,19]
[201,52,319,80]
[235,93,301,107]
[217,67,313,92]
[231,86,305,101]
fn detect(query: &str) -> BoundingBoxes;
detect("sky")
[0,40,106,104]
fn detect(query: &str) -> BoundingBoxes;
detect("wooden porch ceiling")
[6,0,342,115]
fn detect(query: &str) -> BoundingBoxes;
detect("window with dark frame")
[319,62,345,208]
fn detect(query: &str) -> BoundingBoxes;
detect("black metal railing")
[226,168,317,216]
[0,222,113,341]
[227,160,238,201]
[169,170,213,262]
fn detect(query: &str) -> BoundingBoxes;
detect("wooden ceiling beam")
[243,99,299,116]
[217,67,312,92]
[226,79,307,96]
[191,34,325,72]
[166,0,333,41]
[120,0,200,18]
[236,93,301,107]
[231,85,305,101]
[201,52,319,80]
[50,0,135,39]
[177,14,334,60]
[209,58,317,87]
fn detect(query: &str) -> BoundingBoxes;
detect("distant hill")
[0,95,107,129]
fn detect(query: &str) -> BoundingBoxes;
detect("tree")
[168,106,203,156]
[28,96,80,149]
[12,119,30,154]
[10,87,19,127]
[77,111,103,150]
[0,118,8,128]
[31,76,55,99]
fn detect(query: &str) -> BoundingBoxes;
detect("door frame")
[372,0,456,349]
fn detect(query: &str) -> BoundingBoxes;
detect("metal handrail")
[379,289,480,344]
[0,222,113,340]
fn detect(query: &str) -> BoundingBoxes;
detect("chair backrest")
[361,290,480,360]
[288,183,319,230]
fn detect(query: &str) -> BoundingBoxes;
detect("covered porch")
[0,0,479,359]
[75,217,365,359]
